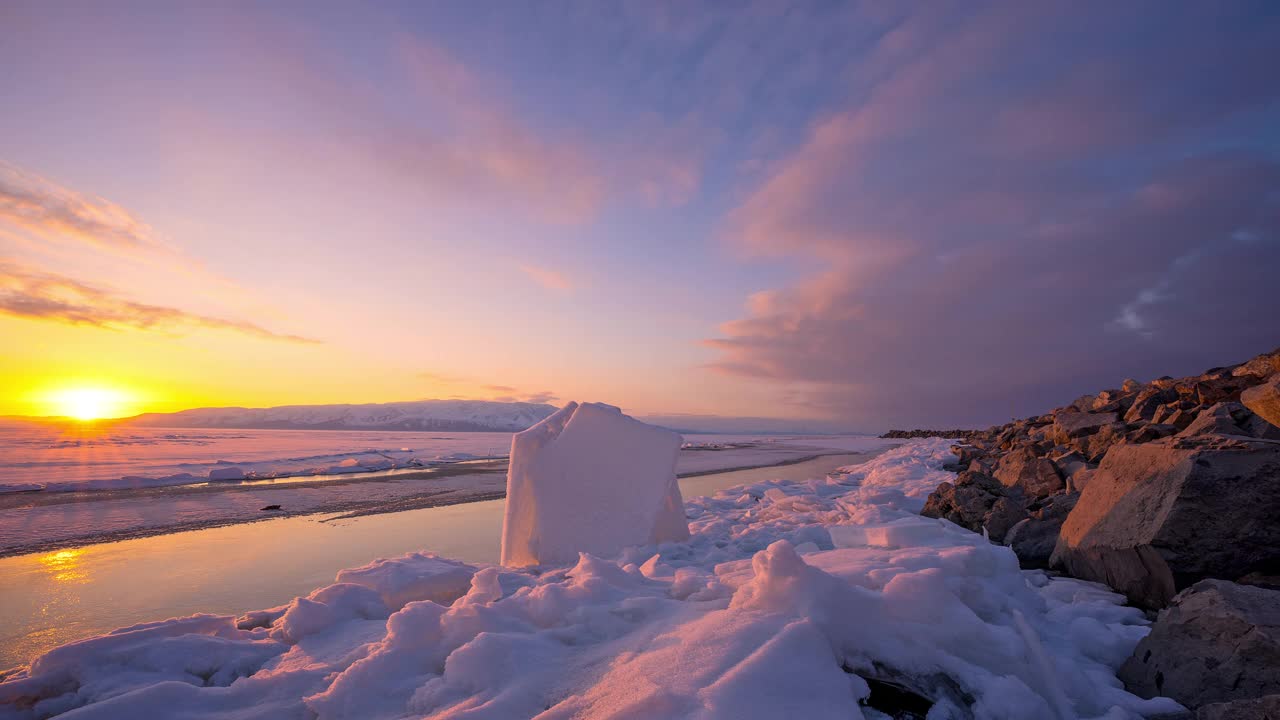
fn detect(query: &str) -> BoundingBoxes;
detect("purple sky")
[1,1,1278,430]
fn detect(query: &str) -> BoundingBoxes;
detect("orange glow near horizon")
[40,385,139,421]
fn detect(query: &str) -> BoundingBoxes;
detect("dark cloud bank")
[709,2,1280,430]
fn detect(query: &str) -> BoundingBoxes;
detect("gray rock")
[1005,493,1078,568]
[1050,436,1280,608]
[1052,450,1089,476]
[984,496,1028,543]
[1243,375,1280,431]
[1118,580,1280,709]
[920,471,1005,536]
[993,446,1063,498]
[1195,695,1280,720]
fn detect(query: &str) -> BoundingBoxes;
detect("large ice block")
[500,401,689,567]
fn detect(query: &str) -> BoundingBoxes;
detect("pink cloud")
[0,162,161,252]
[0,260,319,343]
[519,264,574,292]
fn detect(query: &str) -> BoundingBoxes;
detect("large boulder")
[1118,580,1280,709]
[1242,375,1280,431]
[500,401,688,567]
[992,446,1063,498]
[1050,436,1280,608]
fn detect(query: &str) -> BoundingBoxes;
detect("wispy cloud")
[418,371,467,386]
[523,391,558,404]
[0,162,161,252]
[519,264,574,292]
[0,261,319,343]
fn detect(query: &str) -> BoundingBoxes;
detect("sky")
[1,1,1278,431]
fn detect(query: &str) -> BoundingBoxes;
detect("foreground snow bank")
[0,440,1182,719]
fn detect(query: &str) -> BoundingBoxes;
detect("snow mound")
[0,439,1185,720]
[334,552,476,610]
[501,401,689,567]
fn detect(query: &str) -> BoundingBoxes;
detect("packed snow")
[0,439,1183,719]
[502,402,688,566]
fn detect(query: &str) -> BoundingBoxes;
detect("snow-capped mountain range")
[123,400,559,432]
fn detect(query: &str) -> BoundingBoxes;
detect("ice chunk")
[501,401,689,567]
[207,467,245,481]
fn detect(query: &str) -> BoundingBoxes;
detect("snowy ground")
[0,440,1182,719]
[0,433,885,557]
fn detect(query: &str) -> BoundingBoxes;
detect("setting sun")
[43,386,135,421]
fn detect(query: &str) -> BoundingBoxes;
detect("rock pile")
[921,347,1280,585]
[918,346,1280,717]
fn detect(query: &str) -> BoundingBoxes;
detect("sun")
[45,386,134,421]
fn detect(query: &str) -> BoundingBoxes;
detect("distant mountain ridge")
[122,400,559,432]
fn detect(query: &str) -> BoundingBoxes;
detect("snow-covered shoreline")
[0,440,1183,719]
[0,435,886,558]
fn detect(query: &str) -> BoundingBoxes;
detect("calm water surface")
[0,453,867,669]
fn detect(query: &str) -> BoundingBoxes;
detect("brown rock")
[1050,437,1280,608]
[993,446,1063,498]
[1126,387,1178,423]
[1118,580,1280,708]
[1052,411,1118,444]
[1122,378,1142,393]
[1177,402,1251,438]
[1079,421,1129,463]
[1242,375,1280,431]
[1152,402,1197,430]
[1232,348,1280,378]
[1127,423,1178,444]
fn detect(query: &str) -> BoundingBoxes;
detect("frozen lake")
[0,452,880,670]
[0,427,888,556]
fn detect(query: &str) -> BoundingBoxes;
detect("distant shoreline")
[0,446,894,559]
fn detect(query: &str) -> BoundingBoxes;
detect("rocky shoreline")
[879,428,984,440]
[917,347,1280,719]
